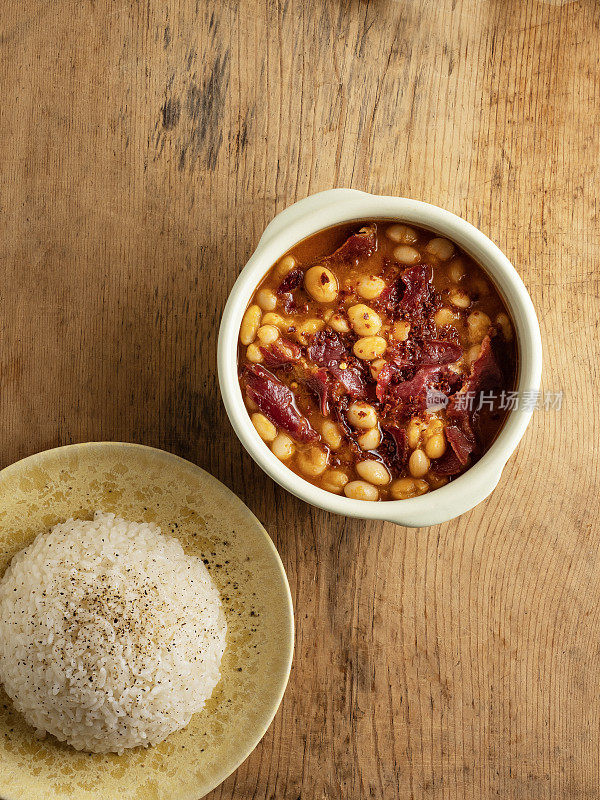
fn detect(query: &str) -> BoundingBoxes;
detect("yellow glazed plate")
[0,443,294,800]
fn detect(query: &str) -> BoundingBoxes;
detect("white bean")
[353,336,387,361]
[347,304,382,336]
[426,237,454,261]
[355,459,390,486]
[271,433,295,460]
[251,413,277,442]
[344,480,379,501]
[256,288,277,312]
[393,321,410,341]
[275,255,296,279]
[434,307,457,327]
[370,358,387,380]
[240,304,262,345]
[408,449,430,478]
[465,344,482,367]
[297,447,329,477]
[304,265,338,303]
[261,312,288,329]
[357,275,386,300]
[329,313,350,333]
[406,418,424,449]
[321,469,349,494]
[423,418,444,440]
[347,401,378,429]
[467,311,491,343]
[386,224,418,244]
[449,288,471,309]
[393,245,420,265]
[321,420,342,450]
[295,319,325,345]
[496,312,513,341]
[357,427,381,450]
[425,434,446,459]
[246,343,263,363]
[447,258,466,283]
[257,324,280,344]
[390,477,429,500]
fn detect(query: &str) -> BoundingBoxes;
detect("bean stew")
[238,221,517,501]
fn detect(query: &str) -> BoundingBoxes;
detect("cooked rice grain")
[0,511,227,754]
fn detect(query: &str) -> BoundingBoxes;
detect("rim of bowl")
[0,441,295,800]
[218,192,542,526]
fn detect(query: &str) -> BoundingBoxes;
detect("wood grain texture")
[1,0,599,797]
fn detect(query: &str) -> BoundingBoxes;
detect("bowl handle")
[382,466,505,528]
[256,189,371,253]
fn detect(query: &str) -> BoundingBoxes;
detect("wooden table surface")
[1,1,599,798]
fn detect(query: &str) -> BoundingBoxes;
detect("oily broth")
[238,220,518,501]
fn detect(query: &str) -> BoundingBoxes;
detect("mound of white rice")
[0,511,227,754]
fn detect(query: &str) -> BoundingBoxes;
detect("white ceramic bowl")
[218,189,542,527]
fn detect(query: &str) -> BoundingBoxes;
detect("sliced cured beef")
[243,364,318,443]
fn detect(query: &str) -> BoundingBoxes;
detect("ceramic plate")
[0,443,294,800]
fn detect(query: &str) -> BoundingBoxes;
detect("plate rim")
[0,441,295,800]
